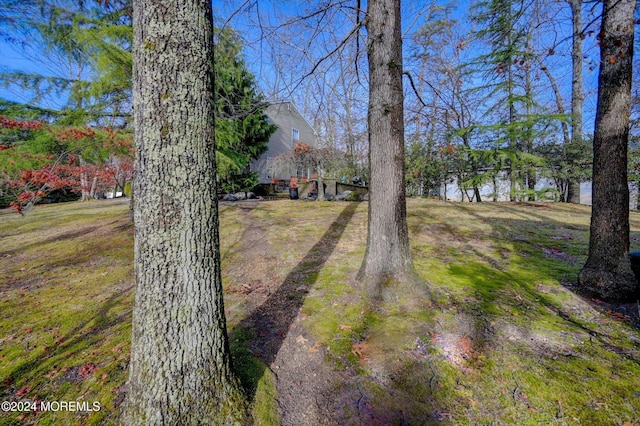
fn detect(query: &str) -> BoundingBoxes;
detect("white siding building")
[252,101,318,184]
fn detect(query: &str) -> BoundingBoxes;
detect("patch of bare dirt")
[226,202,342,425]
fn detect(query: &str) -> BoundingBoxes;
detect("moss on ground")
[229,327,280,426]
[0,199,133,425]
[297,199,640,424]
[2,198,640,424]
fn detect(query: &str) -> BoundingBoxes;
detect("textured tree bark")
[357,0,416,300]
[121,0,246,423]
[578,0,637,302]
[567,0,583,204]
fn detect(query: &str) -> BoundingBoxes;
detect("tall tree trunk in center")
[567,0,583,204]
[578,0,637,301]
[122,0,246,423]
[357,0,416,300]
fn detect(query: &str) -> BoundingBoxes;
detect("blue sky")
[214,0,602,131]
[0,34,73,111]
[0,42,37,105]
[0,0,607,136]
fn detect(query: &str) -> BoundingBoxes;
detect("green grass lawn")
[1,198,640,425]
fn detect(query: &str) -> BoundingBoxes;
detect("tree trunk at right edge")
[357,0,416,301]
[567,0,583,204]
[578,0,637,301]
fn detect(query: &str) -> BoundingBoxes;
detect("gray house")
[252,101,318,184]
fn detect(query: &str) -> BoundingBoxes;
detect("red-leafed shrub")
[1,116,134,212]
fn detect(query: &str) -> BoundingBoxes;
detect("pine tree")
[214,26,276,182]
[0,1,132,126]
[470,0,534,201]
[2,1,273,185]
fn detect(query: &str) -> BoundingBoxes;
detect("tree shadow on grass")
[0,285,133,424]
[350,201,640,424]
[447,203,640,363]
[230,202,359,397]
[1,286,132,383]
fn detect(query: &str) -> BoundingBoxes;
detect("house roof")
[266,101,318,137]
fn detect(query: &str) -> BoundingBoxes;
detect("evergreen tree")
[0,0,132,126]
[470,0,535,201]
[2,2,273,187]
[214,26,276,183]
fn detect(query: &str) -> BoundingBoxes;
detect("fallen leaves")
[605,310,629,322]
[16,385,30,396]
[79,362,97,378]
[294,333,322,353]
[0,334,16,344]
[542,247,577,264]
[351,341,369,364]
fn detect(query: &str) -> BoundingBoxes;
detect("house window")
[292,128,299,147]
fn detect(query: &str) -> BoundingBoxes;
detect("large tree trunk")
[122,0,246,423]
[567,0,583,204]
[578,0,637,302]
[357,0,416,300]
